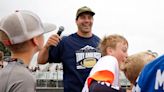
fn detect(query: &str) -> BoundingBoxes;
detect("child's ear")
[32,37,42,51]
[106,47,113,55]
[31,37,39,46]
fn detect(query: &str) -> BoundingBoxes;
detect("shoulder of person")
[60,33,76,41]
[92,34,100,40]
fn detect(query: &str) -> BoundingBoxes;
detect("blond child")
[122,50,157,91]
[82,34,128,92]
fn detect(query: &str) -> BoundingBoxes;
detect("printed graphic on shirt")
[76,45,101,69]
[133,69,164,91]
[155,69,164,90]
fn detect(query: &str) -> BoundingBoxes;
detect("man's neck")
[77,31,92,38]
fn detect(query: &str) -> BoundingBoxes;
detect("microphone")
[57,26,64,36]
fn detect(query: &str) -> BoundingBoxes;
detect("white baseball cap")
[0,10,56,45]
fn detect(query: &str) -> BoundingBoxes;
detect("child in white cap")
[0,10,56,92]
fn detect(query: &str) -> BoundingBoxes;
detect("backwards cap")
[0,10,56,45]
[76,6,95,19]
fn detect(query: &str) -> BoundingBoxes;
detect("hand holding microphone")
[45,26,64,48]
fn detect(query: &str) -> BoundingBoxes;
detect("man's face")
[76,13,93,33]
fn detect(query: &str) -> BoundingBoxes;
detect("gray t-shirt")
[0,60,36,92]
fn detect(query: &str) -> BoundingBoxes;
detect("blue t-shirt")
[133,55,164,92]
[48,33,101,92]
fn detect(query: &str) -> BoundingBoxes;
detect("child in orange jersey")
[82,34,128,92]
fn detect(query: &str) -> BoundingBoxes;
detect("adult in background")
[37,6,101,92]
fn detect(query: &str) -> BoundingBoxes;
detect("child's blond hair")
[99,34,128,56]
[122,50,157,85]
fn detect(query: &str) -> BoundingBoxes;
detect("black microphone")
[57,26,64,36]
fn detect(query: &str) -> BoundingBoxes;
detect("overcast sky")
[0,0,164,66]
